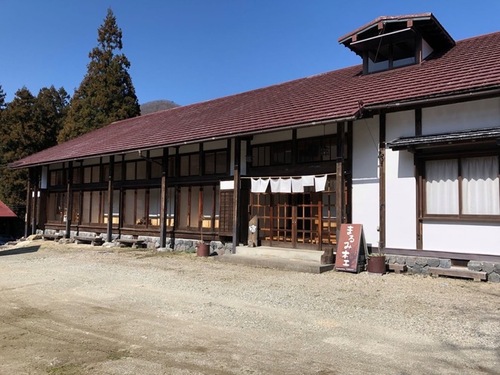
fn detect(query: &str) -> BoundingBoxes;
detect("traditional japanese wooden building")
[10,13,500,267]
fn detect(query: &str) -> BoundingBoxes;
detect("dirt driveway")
[0,240,499,374]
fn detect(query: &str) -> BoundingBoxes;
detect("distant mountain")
[140,100,179,115]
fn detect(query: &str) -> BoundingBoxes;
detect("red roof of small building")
[10,30,500,169]
[0,200,17,218]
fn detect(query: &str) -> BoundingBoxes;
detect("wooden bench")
[42,233,63,241]
[388,263,407,274]
[116,238,145,249]
[428,267,487,282]
[74,236,104,246]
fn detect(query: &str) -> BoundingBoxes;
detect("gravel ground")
[0,239,499,374]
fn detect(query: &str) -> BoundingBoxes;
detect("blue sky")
[1,1,498,106]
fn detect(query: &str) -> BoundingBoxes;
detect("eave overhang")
[387,126,500,151]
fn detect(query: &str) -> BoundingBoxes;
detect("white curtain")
[426,159,459,214]
[314,175,327,192]
[462,156,500,215]
[251,178,269,193]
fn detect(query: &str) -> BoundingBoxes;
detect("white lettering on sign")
[341,225,355,267]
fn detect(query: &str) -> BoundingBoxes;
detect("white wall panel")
[352,117,379,246]
[423,223,500,255]
[422,97,500,134]
[385,111,416,249]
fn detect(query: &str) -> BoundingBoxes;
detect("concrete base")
[213,246,334,274]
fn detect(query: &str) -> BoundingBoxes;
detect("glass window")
[425,156,500,216]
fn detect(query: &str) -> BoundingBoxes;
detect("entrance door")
[249,178,338,249]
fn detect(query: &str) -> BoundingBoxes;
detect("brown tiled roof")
[0,200,17,218]
[11,31,500,169]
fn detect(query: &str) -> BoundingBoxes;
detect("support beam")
[24,169,33,238]
[106,156,114,242]
[232,138,241,253]
[160,148,168,248]
[65,162,73,239]
[379,113,386,252]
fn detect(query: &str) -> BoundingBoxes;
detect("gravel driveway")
[0,240,499,374]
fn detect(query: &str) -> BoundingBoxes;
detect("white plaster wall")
[423,222,500,255]
[420,97,500,255]
[422,97,500,134]
[385,111,416,249]
[351,117,379,247]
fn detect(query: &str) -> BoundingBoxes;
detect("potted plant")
[366,245,386,274]
[196,220,210,257]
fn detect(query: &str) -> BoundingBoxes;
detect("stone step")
[234,246,323,262]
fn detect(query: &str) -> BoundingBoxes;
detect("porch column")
[379,113,386,252]
[24,169,34,237]
[160,147,168,248]
[106,156,114,242]
[335,122,345,234]
[31,167,39,235]
[64,162,73,239]
[232,137,241,253]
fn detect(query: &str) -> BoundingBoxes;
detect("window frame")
[421,152,500,222]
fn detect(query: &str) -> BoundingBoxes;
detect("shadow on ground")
[0,245,40,257]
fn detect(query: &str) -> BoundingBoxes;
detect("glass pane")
[462,156,500,215]
[426,160,459,215]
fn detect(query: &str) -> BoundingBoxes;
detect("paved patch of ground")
[0,240,499,374]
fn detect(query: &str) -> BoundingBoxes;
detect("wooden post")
[31,168,39,235]
[106,156,114,243]
[379,113,386,252]
[24,169,33,237]
[65,162,73,239]
[231,138,241,253]
[160,148,168,248]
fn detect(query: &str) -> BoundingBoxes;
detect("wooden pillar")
[379,113,386,252]
[65,162,73,238]
[106,156,114,242]
[415,108,423,250]
[231,138,241,253]
[160,148,168,248]
[31,168,39,235]
[24,169,33,237]
[335,122,345,232]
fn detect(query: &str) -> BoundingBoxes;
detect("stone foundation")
[386,255,500,282]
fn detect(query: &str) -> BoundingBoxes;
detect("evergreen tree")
[0,88,35,217]
[58,8,140,142]
[0,87,68,218]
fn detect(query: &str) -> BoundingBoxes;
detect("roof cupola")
[338,13,455,74]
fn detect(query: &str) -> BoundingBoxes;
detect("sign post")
[334,224,368,273]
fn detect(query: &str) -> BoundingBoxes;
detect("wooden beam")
[232,138,241,252]
[65,162,73,239]
[379,113,386,251]
[160,148,168,248]
[106,156,114,242]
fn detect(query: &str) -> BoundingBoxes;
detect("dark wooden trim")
[335,122,344,237]
[160,148,168,248]
[346,121,353,223]
[415,157,424,249]
[25,170,33,237]
[414,109,423,249]
[106,156,114,242]
[379,113,386,251]
[232,138,241,252]
[415,108,422,136]
[65,162,73,238]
